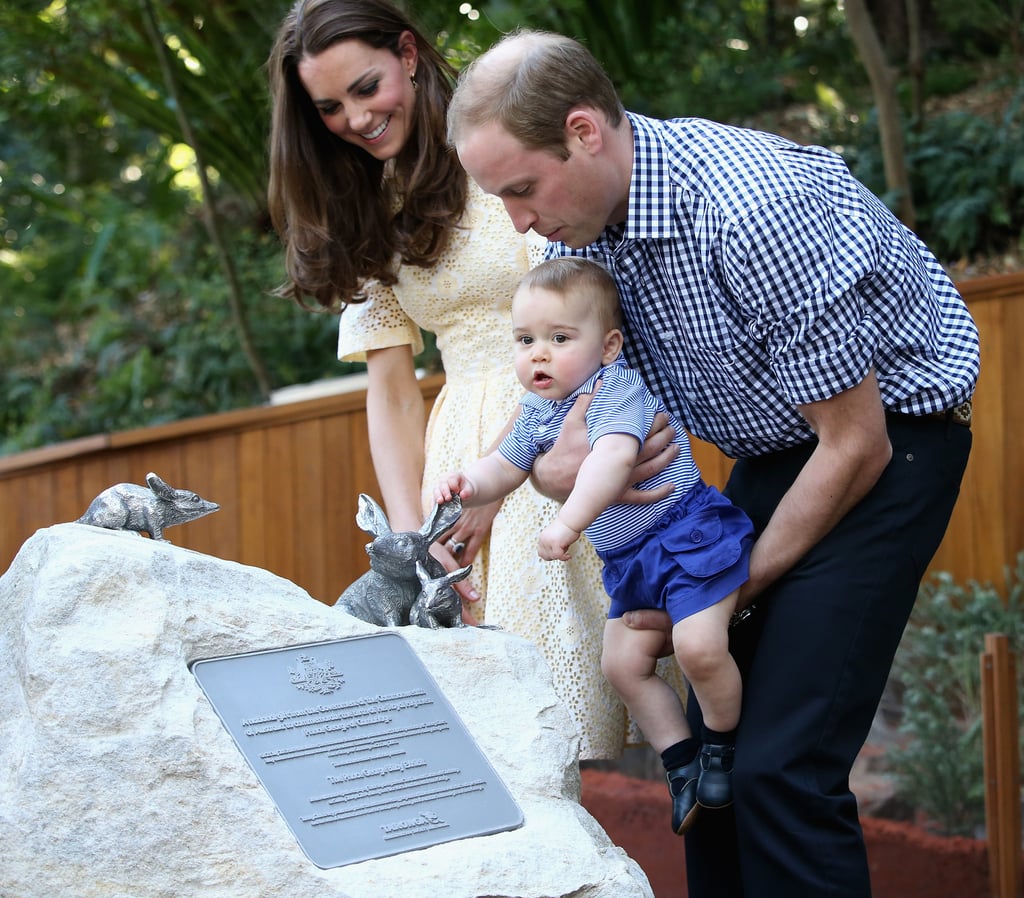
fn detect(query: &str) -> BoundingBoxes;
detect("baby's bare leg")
[602,617,691,753]
[672,589,741,733]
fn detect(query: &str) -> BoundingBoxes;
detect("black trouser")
[683,413,972,897]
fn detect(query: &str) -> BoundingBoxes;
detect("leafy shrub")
[886,554,1024,836]
[0,204,352,453]
[847,82,1024,261]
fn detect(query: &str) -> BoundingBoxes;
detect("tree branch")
[139,0,273,400]
[845,0,917,230]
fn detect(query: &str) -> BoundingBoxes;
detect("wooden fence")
[1,272,1022,604]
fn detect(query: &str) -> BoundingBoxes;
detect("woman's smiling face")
[297,32,418,161]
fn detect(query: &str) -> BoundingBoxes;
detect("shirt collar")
[622,112,679,241]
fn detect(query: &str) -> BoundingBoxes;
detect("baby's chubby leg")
[673,590,741,733]
[601,617,690,752]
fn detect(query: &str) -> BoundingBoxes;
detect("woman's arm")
[364,345,488,612]
[437,407,521,567]
[364,345,429,533]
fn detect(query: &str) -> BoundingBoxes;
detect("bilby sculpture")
[77,472,220,541]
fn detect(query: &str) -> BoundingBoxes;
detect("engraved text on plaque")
[191,633,523,868]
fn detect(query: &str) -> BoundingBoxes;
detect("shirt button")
[690,529,704,543]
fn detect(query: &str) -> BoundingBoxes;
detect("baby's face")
[511,285,616,400]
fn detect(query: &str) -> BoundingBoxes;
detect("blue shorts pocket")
[660,509,743,578]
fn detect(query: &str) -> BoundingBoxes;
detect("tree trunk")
[906,0,925,127]
[865,0,907,59]
[845,0,917,230]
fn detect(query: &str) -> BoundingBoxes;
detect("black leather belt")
[890,399,972,428]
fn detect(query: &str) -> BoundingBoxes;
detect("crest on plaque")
[289,654,345,695]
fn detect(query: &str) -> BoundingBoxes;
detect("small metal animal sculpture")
[334,493,469,628]
[77,471,220,541]
[409,560,473,629]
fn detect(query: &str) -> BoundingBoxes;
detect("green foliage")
[846,82,1024,260]
[0,198,347,452]
[1,0,1022,454]
[0,0,353,452]
[481,0,863,121]
[886,555,1024,836]
[932,0,1024,64]
[0,1,272,220]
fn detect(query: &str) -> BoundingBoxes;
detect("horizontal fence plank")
[2,275,1022,600]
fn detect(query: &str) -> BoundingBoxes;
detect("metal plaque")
[191,632,523,868]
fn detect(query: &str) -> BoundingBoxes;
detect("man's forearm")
[741,374,892,604]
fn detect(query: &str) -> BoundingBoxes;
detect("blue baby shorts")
[601,481,754,624]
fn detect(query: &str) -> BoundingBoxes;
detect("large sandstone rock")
[0,524,652,898]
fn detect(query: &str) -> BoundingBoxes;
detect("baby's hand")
[537,519,579,561]
[434,472,473,504]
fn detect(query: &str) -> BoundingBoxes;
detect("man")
[448,30,979,898]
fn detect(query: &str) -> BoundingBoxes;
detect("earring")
[410,71,418,90]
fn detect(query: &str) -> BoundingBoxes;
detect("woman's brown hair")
[267,0,467,309]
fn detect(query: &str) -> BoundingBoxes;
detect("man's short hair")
[448,30,624,160]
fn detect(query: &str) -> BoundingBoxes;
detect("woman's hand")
[442,498,500,567]
[429,537,480,625]
[428,498,503,624]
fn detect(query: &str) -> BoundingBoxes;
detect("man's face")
[456,119,622,249]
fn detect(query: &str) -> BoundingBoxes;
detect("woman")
[266,0,685,759]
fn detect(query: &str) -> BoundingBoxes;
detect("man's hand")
[531,386,680,504]
[620,411,679,504]
[531,392,594,502]
[622,608,674,657]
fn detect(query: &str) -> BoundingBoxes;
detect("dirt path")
[579,769,992,898]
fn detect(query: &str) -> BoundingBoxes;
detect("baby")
[434,256,754,834]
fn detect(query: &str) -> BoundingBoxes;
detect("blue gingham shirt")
[499,357,701,552]
[548,113,981,458]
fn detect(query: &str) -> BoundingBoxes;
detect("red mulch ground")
[579,769,994,898]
